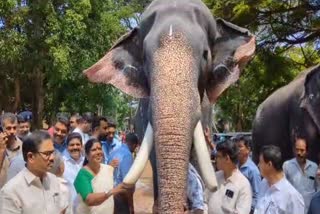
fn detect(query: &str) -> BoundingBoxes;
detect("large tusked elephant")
[252,65,320,164]
[84,0,255,213]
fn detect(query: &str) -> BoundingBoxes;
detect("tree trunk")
[13,78,21,112]
[32,68,44,129]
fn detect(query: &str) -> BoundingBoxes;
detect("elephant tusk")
[193,121,218,192]
[124,122,154,184]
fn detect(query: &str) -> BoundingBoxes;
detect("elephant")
[83,0,255,212]
[252,65,320,164]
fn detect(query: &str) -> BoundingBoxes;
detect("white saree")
[76,164,114,214]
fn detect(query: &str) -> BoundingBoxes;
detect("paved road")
[134,161,154,214]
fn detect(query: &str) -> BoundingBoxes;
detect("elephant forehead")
[151,33,200,119]
[152,33,195,85]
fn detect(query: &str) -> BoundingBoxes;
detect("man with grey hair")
[0,112,22,187]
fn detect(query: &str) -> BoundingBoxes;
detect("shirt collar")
[106,138,117,147]
[23,168,48,185]
[64,153,84,164]
[270,176,286,191]
[239,157,252,169]
[7,137,22,152]
[293,158,313,170]
[225,169,240,184]
[54,140,67,152]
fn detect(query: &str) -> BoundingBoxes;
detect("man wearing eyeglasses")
[0,130,66,214]
[0,113,22,188]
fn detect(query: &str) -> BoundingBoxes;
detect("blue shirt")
[101,138,122,164]
[107,144,133,186]
[308,191,320,214]
[54,139,67,154]
[187,163,205,211]
[239,157,261,210]
[255,177,305,214]
[283,158,318,213]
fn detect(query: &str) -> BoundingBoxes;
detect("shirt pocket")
[52,191,60,206]
[221,188,238,212]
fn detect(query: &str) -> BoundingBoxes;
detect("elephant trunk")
[154,119,192,212]
[151,33,200,213]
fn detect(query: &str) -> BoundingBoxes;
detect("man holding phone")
[0,113,22,187]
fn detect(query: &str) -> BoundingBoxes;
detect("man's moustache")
[70,149,80,153]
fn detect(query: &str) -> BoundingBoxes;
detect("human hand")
[0,132,9,151]
[112,182,135,196]
[204,127,215,151]
[109,158,119,168]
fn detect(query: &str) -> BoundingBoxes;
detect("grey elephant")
[252,65,320,164]
[83,0,255,213]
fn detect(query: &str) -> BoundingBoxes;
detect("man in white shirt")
[255,145,304,214]
[63,132,84,202]
[283,137,318,213]
[0,130,64,214]
[207,139,252,214]
[72,113,93,145]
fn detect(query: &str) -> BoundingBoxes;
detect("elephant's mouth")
[123,120,218,192]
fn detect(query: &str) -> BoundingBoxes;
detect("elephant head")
[83,0,255,212]
[300,66,320,132]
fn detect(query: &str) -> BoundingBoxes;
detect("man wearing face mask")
[0,113,22,188]
[283,136,319,214]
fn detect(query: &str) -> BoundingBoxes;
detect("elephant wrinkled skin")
[252,65,320,164]
[84,0,255,213]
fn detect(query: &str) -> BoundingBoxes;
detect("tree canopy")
[204,0,320,131]
[0,0,319,130]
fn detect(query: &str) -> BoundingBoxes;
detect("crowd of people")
[0,112,137,214]
[0,111,320,214]
[201,134,320,214]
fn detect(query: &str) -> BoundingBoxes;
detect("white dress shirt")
[0,167,62,214]
[58,177,73,214]
[207,169,252,214]
[254,177,305,214]
[63,154,84,202]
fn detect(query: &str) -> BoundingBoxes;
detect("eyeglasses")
[37,150,55,160]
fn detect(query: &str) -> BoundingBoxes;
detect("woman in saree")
[74,138,129,214]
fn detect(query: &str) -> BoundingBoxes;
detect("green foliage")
[204,0,320,131]
[0,0,138,128]
[1,0,319,131]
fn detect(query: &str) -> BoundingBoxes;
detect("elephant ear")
[300,65,320,132]
[83,27,149,98]
[206,18,256,103]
